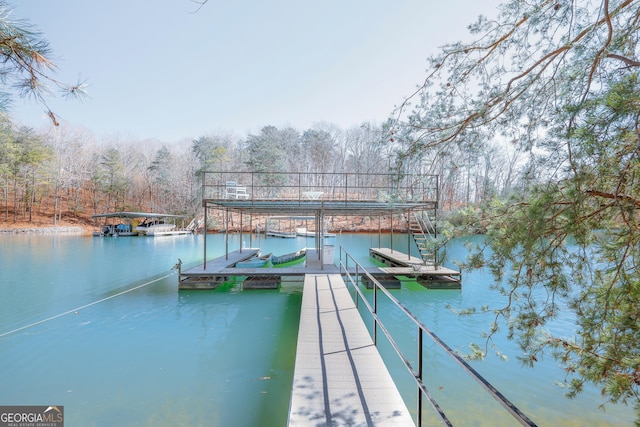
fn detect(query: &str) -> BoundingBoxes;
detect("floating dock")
[180,249,462,292]
[178,248,260,289]
[369,248,461,289]
[242,275,281,289]
[178,248,335,289]
[288,274,415,426]
[179,248,461,290]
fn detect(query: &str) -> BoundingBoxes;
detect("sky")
[9,0,502,143]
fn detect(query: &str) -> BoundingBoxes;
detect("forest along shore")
[0,212,407,234]
[0,213,407,235]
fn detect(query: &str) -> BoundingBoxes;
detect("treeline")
[0,115,528,226]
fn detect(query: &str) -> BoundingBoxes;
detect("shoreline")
[0,226,405,235]
[0,226,87,234]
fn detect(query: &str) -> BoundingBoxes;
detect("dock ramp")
[288,274,414,426]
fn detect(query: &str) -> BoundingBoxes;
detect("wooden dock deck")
[178,248,260,289]
[369,248,461,289]
[288,274,415,426]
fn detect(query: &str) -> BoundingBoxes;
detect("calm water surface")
[0,233,634,426]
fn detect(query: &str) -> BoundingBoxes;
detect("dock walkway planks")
[289,274,415,426]
[369,247,461,290]
[370,247,461,276]
[180,248,260,275]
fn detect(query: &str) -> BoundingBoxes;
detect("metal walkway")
[288,274,415,426]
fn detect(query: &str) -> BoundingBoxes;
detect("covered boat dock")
[181,171,460,289]
[91,211,193,237]
[177,172,539,427]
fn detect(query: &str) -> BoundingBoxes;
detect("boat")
[97,223,138,237]
[236,253,272,268]
[135,220,177,235]
[272,248,306,266]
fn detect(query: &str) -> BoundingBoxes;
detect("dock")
[178,248,461,290]
[175,172,539,426]
[178,248,260,289]
[178,253,420,423]
[288,274,415,426]
[369,248,461,289]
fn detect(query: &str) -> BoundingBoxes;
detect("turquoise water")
[0,233,635,426]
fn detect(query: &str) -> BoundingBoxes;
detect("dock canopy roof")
[91,212,185,219]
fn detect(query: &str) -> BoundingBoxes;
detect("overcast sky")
[9,0,501,142]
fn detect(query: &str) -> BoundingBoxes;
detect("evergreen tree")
[97,148,128,212]
[0,1,86,124]
[244,126,288,194]
[191,135,232,181]
[393,0,640,416]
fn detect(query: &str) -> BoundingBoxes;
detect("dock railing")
[338,246,538,427]
[202,171,439,203]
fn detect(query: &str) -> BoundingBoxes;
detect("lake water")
[0,232,634,426]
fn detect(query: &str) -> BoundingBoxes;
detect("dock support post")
[320,202,325,270]
[390,210,393,254]
[418,328,424,426]
[225,208,229,260]
[407,209,412,260]
[318,222,322,253]
[203,204,208,270]
[239,211,243,253]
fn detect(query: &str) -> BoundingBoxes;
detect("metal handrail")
[338,246,538,427]
[201,171,439,204]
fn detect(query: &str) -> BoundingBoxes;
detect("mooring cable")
[0,272,174,338]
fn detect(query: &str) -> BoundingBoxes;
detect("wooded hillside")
[0,119,523,230]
